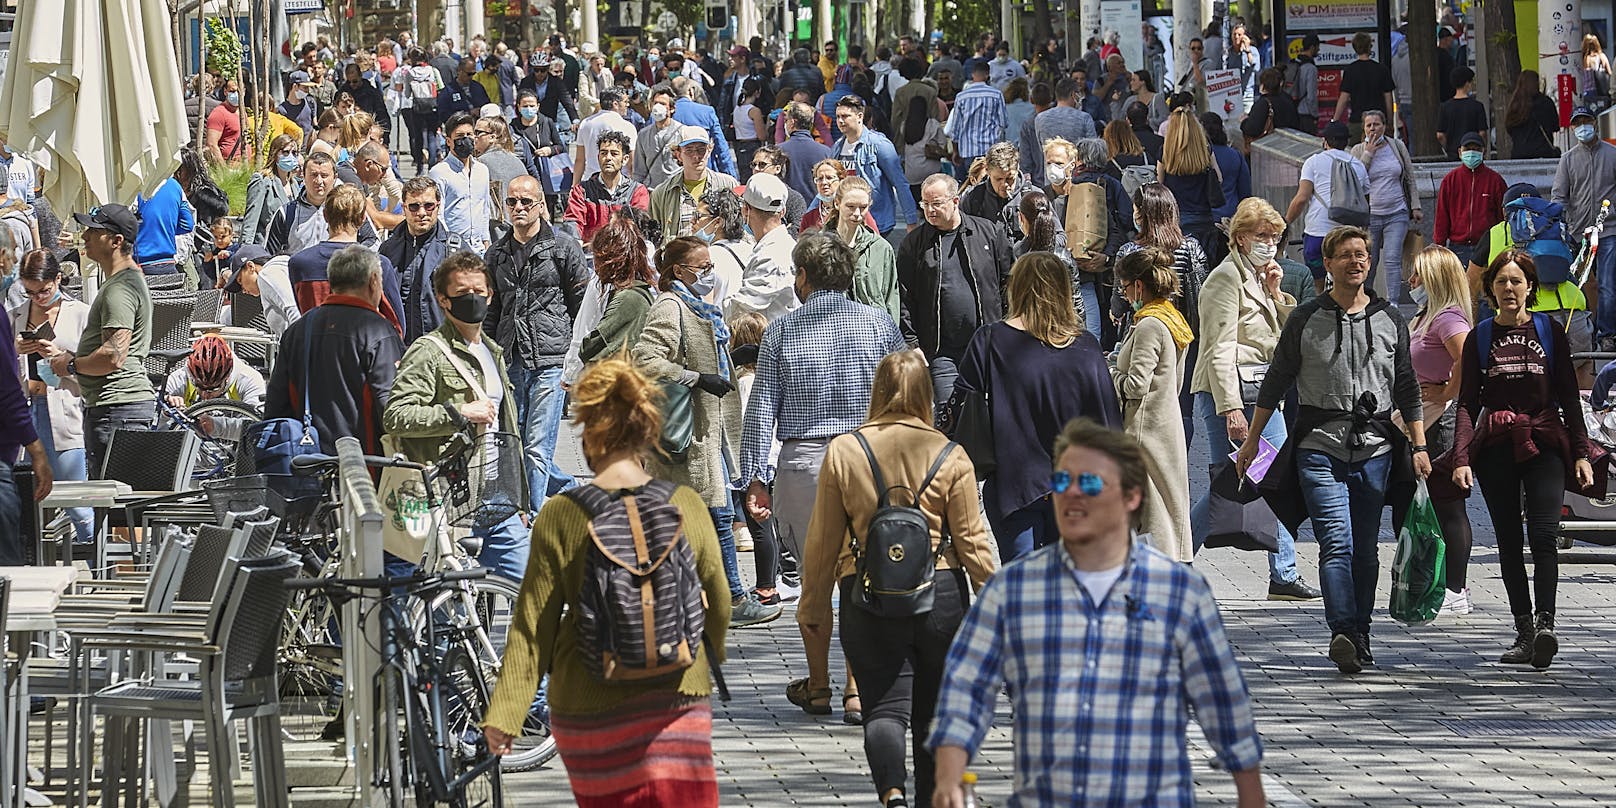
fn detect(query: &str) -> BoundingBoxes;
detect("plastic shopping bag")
[1390,481,1448,626]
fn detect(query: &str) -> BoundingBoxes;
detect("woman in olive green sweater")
[483,358,732,807]
[825,176,903,323]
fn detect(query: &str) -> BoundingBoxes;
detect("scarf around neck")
[1137,300,1194,350]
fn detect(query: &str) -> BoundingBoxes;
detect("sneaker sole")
[731,610,784,629]
[1267,593,1320,601]
[1531,632,1558,669]
[1329,635,1362,674]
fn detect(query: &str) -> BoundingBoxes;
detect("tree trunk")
[1031,0,1054,47]
[1482,0,1520,160]
[1406,0,1441,157]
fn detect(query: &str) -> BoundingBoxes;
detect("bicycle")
[154,395,261,480]
[285,430,558,771]
[285,568,503,808]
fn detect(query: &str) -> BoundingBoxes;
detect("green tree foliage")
[935,0,997,49]
[203,18,244,79]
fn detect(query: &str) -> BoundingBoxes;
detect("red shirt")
[1433,163,1506,247]
[206,104,250,164]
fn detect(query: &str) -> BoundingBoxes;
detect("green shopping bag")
[1390,481,1448,626]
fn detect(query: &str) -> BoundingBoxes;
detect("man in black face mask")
[342,62,390,138]
[382,250,533,581]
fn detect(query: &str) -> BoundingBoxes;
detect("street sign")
[285,0,322,13]
[658,11,679,31]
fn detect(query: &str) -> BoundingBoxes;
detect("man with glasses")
[354,141,404,232]
[897,173,1012,409]
[428,111,493,254]
[380,176,461,343]
[778,102,831,202]
[1237,225,1429,675]
[563,131,649,245]
[484,175,588,512]
[434,58,492,130]
[50,205,156,477]
[649,126,739,245]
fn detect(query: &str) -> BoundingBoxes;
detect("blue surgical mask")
[1576,123,1598,143]
[226,91,241,106]
[277,154,301,173]
[1410,283,1429,308]
[362,70,378,82]
[37,359,60,388]
[1460,151,1483,169]
[519,106,538,121]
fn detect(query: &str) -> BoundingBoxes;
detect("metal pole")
[335,436,386,808]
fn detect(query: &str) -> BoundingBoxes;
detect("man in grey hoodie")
[1238,225,1431,675]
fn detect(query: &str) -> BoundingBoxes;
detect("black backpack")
[847,433,958,618]
[563,481,708,683]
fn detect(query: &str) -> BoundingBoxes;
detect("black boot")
[1500,615,1535,664]
[1531,611,1559,669]
[1352,631,1375,667]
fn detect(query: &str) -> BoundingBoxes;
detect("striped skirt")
[551,692,718,807]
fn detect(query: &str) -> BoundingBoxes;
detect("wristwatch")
[65,357,77,376]
[1411,444,1429,454]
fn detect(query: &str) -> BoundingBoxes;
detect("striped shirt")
[945,82,1008,160]
[740,290,906,483]
[928,539,1263,807]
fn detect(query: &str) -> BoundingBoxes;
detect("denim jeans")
[1596,233,1616,341]
[1295,449,1392,636]
[31,398,92,542]
[1368,210,1410,301]
[1190,392,1299,583]
[474,512,532,583]
[1078,277,1103,342]
[84,400,156,479]
[983,489,1056,564]
[928,355,959,423]
[0,463,21,565]
[508,364,575,512]
[711,504,744,600]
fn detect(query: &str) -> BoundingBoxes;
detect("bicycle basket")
[203,474,323,524]
[435,431,525,530]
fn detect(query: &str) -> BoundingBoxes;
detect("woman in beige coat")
[1113,247,1193,560]
[1187,198,1320,598]
[633,236,782,628]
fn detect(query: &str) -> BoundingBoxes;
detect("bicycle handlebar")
[283,567,487,593]
[290,452,427,476]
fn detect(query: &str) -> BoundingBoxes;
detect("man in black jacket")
[265,245,404,457]
[484,175,590,510]
[777,48,827,103]
[341,63,390,138]
[896,172,1014,410]
[378,176,461,344]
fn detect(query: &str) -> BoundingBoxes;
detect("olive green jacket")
[382,323,523,474]
[850,226,902,323]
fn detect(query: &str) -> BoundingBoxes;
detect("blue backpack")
[1476,311,1556,375]
[245,316,322,475]
[1504,196,1577,284]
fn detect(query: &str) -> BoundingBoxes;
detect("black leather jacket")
[895,213,1014,358]
[483,220,588,369]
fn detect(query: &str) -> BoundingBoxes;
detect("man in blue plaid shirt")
[943,61,1007,179]
[929,418,1265,808]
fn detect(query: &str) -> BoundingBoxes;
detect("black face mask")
[452,136,475,160]
[447,292,489,323]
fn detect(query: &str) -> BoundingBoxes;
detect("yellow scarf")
[1137,300,1194,350]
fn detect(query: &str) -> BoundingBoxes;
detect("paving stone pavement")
[496,423,1616,806]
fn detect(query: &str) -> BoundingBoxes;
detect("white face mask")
[1245,241,1278,265]
[651,103,669,122]
[1046,163,1067,185]
[1410,284,1429,307]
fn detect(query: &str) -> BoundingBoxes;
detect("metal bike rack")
[335,437,386,808]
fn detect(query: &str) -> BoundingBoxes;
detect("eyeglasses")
[1051,470,1105,496]
[405,201,439,212]
[750,161,773,170]
[474,128,495,136]
[22,285,55,299]
[918,200,953,211]
[505,196,541,208]
[677,262,716,273]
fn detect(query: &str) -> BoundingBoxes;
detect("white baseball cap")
[678,125,710,147]
[741,173,788,213]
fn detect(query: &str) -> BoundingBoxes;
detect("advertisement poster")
[1284,0,1378,32]
[1286,34,1377,66]
[1205,68,1245,123]
[1099,0,1143,74]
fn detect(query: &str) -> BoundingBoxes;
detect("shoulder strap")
[421,333,492,400]
[1476,317,1494,373]
[1533,311,1557,375]
[915,441,959,499]
[852,431,893,508]
[561,483,616,517]
[299,313,316,431]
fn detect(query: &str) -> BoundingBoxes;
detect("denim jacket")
[832,129,919,234]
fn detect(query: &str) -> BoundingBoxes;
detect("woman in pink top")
[1404,246,1475,614]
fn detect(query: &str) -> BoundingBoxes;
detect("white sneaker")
[734,523,754,552]
[1441,587,1473,616]
[777,581,801,603]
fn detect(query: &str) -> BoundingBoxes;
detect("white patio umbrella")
[0,0,189,215]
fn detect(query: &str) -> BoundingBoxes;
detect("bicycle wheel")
[438,646,503,808]
[183,398,261,479]
[423,574,557,772]
[376,666,414,808]
[278,579,344,742]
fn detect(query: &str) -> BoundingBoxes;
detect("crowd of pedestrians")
[2,15,1615,808]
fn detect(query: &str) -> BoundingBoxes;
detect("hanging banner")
[1284,0,1377,32]
[1287,34,1377,67]
[285,0,323,13]
[1540,0,1581,125]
